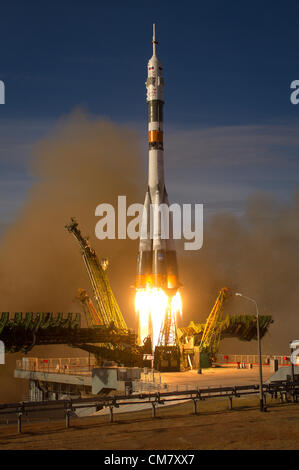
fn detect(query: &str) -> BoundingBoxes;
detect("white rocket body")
[136,25,179,293]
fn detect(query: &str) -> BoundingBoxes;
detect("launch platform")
[14,357,141,401]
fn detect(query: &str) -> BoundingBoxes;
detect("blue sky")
[0,0,299,230]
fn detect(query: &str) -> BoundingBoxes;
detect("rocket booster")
[136,24,180,293]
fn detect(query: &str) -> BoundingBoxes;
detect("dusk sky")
[1,0,299,229]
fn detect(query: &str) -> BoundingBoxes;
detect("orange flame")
[135,288,182,348]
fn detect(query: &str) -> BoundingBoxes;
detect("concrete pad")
[159,366,273,391]
[265,365,299,383]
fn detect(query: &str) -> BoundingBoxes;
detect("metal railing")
[16,354,295,375]
[1,379,298,433]
[216,354,293,366]
[16,357,97,376]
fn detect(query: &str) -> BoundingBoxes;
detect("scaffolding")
[65,218,127,330]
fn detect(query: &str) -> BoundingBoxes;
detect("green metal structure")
[65,218,127,330]
[0,311,81,335]
[199,287,229,357]
[177,288,273,368]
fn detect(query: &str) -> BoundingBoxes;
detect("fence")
[216,354,292,366]
[1,379,298,433]
[16,354,294,375]
[134,371,197,394]
[16,357,97,376]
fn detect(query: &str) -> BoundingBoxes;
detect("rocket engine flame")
[135,288,182,348]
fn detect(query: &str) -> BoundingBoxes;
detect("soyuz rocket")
[136,24,180,294]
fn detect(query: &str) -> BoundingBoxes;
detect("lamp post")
[235,292,264,412]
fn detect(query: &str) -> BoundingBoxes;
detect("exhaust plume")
[0,111,144,401]
[179,192,299,354]
[0,111,144,315]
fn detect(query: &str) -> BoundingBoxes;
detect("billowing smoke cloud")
[0,111,144,317]
[179,192,299,355]
[0,111,144,401]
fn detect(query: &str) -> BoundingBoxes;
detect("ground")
[159,365,273,389]
[1,396,299,450]
[1,365,297,450]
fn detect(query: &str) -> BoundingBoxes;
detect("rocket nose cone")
[148,56,161,68]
